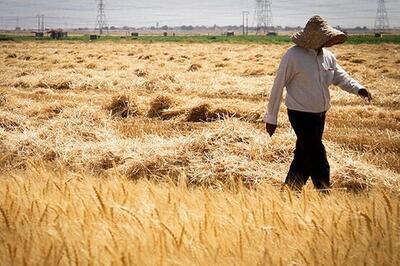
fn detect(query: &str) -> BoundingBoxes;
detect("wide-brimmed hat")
[291,16,347,49]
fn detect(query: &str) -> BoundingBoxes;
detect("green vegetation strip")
[1,34,400,44]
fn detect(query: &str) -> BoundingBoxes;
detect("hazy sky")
[0,0,399,29]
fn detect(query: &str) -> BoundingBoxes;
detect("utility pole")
[41,15,45,32]
[242,11,249,35]
[96,0,108,35]
[374,0,390,33]
[37,14,41,32]
[245,11,249,35]
[255,0,274,35]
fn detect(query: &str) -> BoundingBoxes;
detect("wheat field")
[0,41,399,265]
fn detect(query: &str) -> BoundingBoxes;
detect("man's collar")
[307,48,324,56]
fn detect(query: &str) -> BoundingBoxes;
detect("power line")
[374,0,390,33]
[1,1,400,29]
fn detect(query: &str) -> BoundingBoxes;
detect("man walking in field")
[264,16,372,191]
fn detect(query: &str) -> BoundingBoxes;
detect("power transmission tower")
[255,0,274,35]
[95,0,108,35]
[37,14,45,32]
[242,11,249,35]
[374,0,390,33]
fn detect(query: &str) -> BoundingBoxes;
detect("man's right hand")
[265,123,277,137]
[358,88,372,103]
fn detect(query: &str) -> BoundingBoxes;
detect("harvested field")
[0,41,399,265]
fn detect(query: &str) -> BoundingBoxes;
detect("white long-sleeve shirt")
[264,46,365,125]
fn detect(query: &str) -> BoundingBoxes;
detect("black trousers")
[285,109,330,190]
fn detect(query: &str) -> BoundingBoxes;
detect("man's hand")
[265,123,277,137]
[358,88,372,103]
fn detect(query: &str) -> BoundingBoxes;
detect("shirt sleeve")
[263,51,294,125]
[332,60,364,95]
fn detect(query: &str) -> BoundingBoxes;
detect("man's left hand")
[265,123,277,137]
[358,88,372,103]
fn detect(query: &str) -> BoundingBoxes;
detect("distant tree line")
[100,25,304,31]
[70,25,382,32]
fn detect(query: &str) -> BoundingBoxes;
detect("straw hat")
[292,16,347,49]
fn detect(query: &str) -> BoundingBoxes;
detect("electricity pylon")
[374,0,390,33]
[255,0,274,35]
[95,0,108,35]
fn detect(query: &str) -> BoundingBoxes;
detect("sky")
[0,0,399,29]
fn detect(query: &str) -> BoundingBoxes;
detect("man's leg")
[310,143,330,190]
[285,140,310,190]
[285,110,312,190]
[309,112,330,190]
